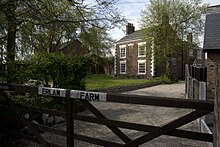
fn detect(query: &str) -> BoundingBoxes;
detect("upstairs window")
[172,58,177,65]
[189,49,193,57]
[120,47,126,58]
[197,50,202,59]
[138,43,146,57]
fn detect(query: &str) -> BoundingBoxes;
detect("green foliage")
[0,0,124,83]
[80,27,115,74]
[13,94,52,107]
[140,0,207,74]
[28,52,93,89]
[2,52,93,90]
[0,0,124,60]
[159,74,178,84]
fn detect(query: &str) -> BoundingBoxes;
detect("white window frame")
[119,45,126,59]
[138,42,146,57]
[197,50,202,59]
[138,60,146,75]
[172,58,177,65]
[189,49,193,57]
[120,61,126,74]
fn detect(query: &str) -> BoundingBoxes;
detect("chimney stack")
[126,23,135,35]
[187,32,193,43]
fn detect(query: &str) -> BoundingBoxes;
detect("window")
[138,42,146,57]
[120,61,126,74]
[120,47,126,58]
[197,50,202,59]
[172,58,177,65]
[138,60,146,74]
[189,49,193,57]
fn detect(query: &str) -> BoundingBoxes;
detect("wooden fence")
[185,64,207,100]
[0,83,214,147]
[185,64,213,140]
[188,65,207,82]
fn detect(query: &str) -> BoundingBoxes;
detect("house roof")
[59,39,88,56]
[117,30,143,43]
[203,6,220,51]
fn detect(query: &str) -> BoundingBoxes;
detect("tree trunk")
[6,21,16,62]
[5,0,16,82]
[165,59,170,76]
[6,0,16,62]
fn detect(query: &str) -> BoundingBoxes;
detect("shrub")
[14,52,93,90]
[159,74,178,84]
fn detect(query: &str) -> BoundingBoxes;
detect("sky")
[109,0,220,45]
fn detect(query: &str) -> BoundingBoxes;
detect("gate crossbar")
[123,110,211,146]
[73,114,213,142]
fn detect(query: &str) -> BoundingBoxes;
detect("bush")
[159,74,178,84]
[10,52,93,90]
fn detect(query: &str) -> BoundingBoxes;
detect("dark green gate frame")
[0,83,214,147]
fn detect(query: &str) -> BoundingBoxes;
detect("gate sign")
[70,90,107,102]
[38,87,66,97]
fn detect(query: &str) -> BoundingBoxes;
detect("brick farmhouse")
[114,23,198,79]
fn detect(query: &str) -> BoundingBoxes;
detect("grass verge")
[86,74,160,90]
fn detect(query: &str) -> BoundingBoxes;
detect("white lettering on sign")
[70,90,107,102]
[38,87,66,97]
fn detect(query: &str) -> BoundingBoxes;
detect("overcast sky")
[109,0,220,45]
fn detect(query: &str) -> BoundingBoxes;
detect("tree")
[140,0,207,75]
[80,26,114,73]
[0,0,124,82]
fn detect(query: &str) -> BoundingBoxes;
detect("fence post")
[190,78,194,99]
[185,64,191,99]
[66,89,74,147]
[199,82,206,101]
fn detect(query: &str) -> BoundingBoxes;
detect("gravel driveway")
[73,82,211,147]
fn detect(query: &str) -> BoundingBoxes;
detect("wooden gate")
[0,83,214,147]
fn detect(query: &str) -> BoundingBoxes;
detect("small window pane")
[138,63,145,74]
[138,45,146,57]
[120,63,126,73]
[172,58,177,65]
[197,50,202,59]
[189,49,193,57]
[120,48,126,58]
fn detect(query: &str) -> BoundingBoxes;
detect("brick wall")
[206,52,220,100]
[115,40,152,78]
[214,66,220,147]
[127,43,138,76]
[115,41,191,79]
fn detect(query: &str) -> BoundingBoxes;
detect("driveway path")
[72,82,211,147]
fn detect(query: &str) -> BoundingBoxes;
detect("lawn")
[86,74,158,90]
